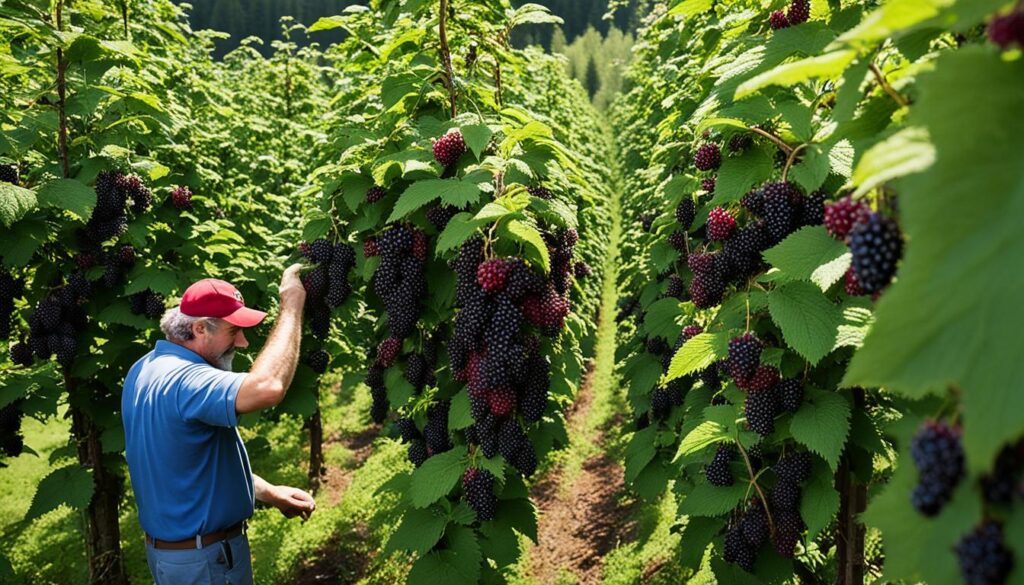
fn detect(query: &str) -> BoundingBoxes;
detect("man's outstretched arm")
[254,473,316,519]
[235,264,306,414]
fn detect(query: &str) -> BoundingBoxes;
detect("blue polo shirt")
[122,340,254,541]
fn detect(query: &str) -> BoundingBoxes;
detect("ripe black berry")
[955,521,1014,585]
[676,199,695,230]
[0,164,18,185]
[848,212,903,294]
[787,0,810,24]
[777,378,803,412]
[910,420,964,516]
[771,477,802,511]
[775,451,812,483]
[724,523,756,572]
[769,10,790,29]
[462,468,498,522]
[727,333,762,384]
[170,186,193,210]
[706,443,735,487]
[772,509,805,558]
[761,181,797,245]
[745,385,778,437]
[988,10,1024,49]
[366,185,387,203]
[306,349,329,374]
[741,501,769,547]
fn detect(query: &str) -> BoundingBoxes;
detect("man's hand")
[268,484,316,520]
[279,263,306,307]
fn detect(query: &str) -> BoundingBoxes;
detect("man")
[122,265,314,585]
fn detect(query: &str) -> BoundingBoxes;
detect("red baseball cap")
[179,278,267,328]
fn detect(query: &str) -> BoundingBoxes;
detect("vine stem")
[438,0,457,118]
[869,62,909,108]
[55,0,69,178]
[745,287,751,332]
[781,143,808,183]
[735,433,775,537]
[748,126,792,156]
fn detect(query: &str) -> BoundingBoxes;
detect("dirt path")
[527,361,637,585]
[292,419,380,584]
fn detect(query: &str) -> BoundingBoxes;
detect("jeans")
[145,532,253,585]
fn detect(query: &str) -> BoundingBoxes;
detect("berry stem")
[747,125,793,156]
[438,0,457,118]
[781,143,808,183]
[869,62,909,108]
[735,433,776,537]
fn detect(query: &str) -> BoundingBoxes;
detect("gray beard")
[215,349,235,371]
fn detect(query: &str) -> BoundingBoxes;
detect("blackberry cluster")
[170,186,193,211]
[432,130,466,167]
[848,212,903,294]
[687,252,726,308]
[744,370,780,437]
[26,275,91,369]
[769,10,790,29]
[462,468,497,522]
[0,267,25,339]
[128,289,165,319]
[665,274,684,300]
[777,378,804,413]
[769,451,811,557]
[706,443,736,487]
[527,185,554,200]
[676,199,696,231]
[447,238,567,478]
[988,9,1024,49]
[0,401,25,460]
[693,143,722,171]
[824,196,870,240]
[545,228,580,295]
[302,238,356,338]
[707,207,737,241]
[955,521,1014,585]
[787,0,810,24]
[911,420,965,516]
[366,185,387,203]
[305,349,330,375]
[727,333,762,384]
[980,440,1024,504]
[80,171,151,245]
[0,164,19,185]
[724,523,756,572]
[394,416,427,465]
[426,205,460,231]
[370,225,428,341]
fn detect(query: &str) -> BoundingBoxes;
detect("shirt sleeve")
[175,364,247,427]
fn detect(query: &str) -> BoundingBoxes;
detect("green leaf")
[711,147,772,206]
[767,281,842,365]
[800,459,840,540]
[461,125,493,161]
[384,507,448,555]
[124,267,181,296]
[302,209,332,242]
[763,226,850,291]
[789,389,851,470]
[24,464,94,523]
[624,426,657,483]
[478,515,520,568]
[851,127,935,198]
[385,366,415,408]
[448,392,473,430]
[409,446,467,508]
[788,144,830,193]
[675,420,730,462]
[668,0,713,17]
[35,178,95,220]
[666,332,729,382]
[436,212,485,254]
[643,298,683,340]
[0,183,37,227]
[503,219,550,273]
[735,50,857,99]
[678,480,748,517]
[843,50,1024,472]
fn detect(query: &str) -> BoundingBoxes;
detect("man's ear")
[192,319,207,338]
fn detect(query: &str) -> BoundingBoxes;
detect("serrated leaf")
[123,267,181,296]
[735,50,856,99]
[0,183,37,227]
[852,126,935,198]
[461,125,492,161]
[409,446,467,508]
[478,515,520,568]
[710,147,772,205]
[24,464,94,523]
[678,480,748,517]
[767,281,842,365]
[789,389,850,469]
[384,507,448,555]
[436,212,485,254]
[35,178,95,220]
[624,426,657,483]
[675,420,730,462]
[666,332,729,382]
[788,145,830,193]
[302,209,332,241]
[800,459,839,540]
[643,297,683,340]
[763,226,850,291]
[843,50,1024,473]
[448,392,473,430]
[504,219,550,273]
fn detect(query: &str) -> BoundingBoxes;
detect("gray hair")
[160,307,220,341]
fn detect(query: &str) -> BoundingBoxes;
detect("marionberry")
[408,440,428,466]
[762,181,797,245]
[702,176,716,194]
[724,524,756,572]
[741,501,769,547]
[771,477,802,511]
[433,130,466,167]
[737,365,779,392]
[745,386,778,437]
[676,199,696,230]
[769,10,790,29]
[728,134,753,153]
[0,164,18,185]
[366,185,387,203]
[777,378,803,412]
[170,186,193,210]
[848,212,903,294]
[955,521,1013,585]
[706,443,735,487]
[773,510,805,558]
[477,259,510,293]
[787,0,810,24]
[376,337,401,367]
[707,207,737,241]
[463,468,498,522]
[776,451,812,483]
[824,196,870,240]
[727,333,762,383]
[910,421,964,516]
[528,185,553,200]
[10,342,33,367]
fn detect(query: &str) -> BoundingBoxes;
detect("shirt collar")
[155,340,206,364]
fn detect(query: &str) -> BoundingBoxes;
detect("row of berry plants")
[296,1,616,582]
[608,0,1023,583]
[0,1,330,581]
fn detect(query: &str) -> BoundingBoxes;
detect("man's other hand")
[269,484,316,520]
